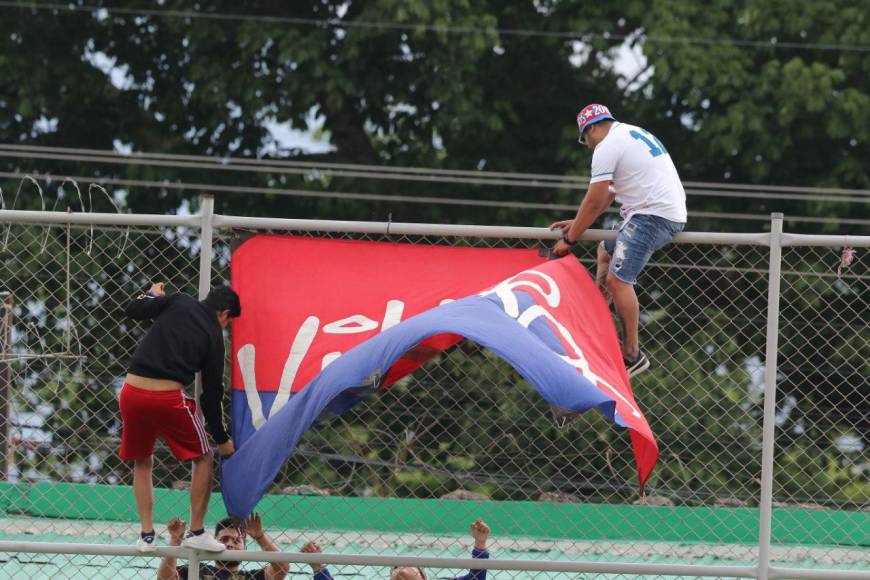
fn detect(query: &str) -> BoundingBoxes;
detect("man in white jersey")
[550,104,686,377]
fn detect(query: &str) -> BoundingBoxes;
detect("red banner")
[230,235,546,426]
[227,234,658,493]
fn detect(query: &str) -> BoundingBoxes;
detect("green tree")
[633,0,869,230]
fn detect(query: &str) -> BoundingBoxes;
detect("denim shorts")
[601,214,684,285]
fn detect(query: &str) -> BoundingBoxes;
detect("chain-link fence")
[0,205,867,579]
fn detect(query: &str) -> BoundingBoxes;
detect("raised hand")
[217,439,235,458]
[167,516,187,546]
[246,512,264,540]
[470,518,490,550]
[148,282,166,296]
[300,540,324,572]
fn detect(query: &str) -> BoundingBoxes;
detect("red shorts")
[118,383,210,461]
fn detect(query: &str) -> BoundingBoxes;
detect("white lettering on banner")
[483,270,642,419]
[271,315,320,416]
[381,300,405,331]
[323,314,378,334]
[237,344,267,429]
[322,352,341,369]
[237,301,411,429]
[483,270,561,318]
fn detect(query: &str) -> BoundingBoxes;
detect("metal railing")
[0,199,867,579]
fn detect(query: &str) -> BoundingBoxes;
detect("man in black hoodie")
[119,282,240,553]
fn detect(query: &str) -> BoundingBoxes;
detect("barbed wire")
[2,171,868,228]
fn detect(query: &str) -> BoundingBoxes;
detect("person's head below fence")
[157,513,288,580]
[213,515,248,568]
[301,518,490,580]
[203,285,241,328]
[391,565,427,580]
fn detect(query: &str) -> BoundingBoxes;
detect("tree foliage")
[2,1,865,230]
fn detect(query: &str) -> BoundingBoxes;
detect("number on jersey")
[630,128,668,157]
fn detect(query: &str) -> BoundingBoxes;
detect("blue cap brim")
[577,113,616,139]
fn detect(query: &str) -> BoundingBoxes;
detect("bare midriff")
[125,373,184,391]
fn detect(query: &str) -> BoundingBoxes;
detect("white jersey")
[589,122,687,223]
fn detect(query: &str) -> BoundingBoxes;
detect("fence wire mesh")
[0,215,867,579]
[773,245,869,560]
[0,551,158,579]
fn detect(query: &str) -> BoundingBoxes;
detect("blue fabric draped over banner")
[222,290,634,517]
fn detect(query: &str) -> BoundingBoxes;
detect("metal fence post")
[197,194,216,301]
[757,213,784,580]
[194,195,215,418]
[188,548,200,580]
[0,292,12,480]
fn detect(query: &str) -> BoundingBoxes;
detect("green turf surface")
[0,482,867,579]
[2,482,867,547]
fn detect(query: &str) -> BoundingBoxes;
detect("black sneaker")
[624,351,650,378]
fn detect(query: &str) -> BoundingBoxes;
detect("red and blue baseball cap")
[576,104,616,143]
